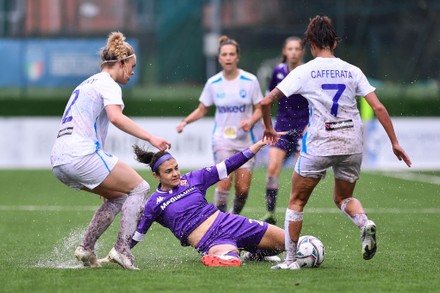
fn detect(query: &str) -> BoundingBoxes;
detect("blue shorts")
[272,130,303,157]
[196,212,268,255]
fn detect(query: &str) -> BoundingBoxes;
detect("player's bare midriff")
[187,210,220,247]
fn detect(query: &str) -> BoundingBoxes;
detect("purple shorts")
[196,212,268,255]
[272,130,303,157]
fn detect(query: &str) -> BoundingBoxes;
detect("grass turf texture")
[1,169,439,292]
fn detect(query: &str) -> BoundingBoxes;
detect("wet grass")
[0,168,439,292]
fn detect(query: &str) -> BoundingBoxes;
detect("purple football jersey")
[136,148,255,246]
[268,63,309,131]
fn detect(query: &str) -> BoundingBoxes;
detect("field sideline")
[1,168,439,292]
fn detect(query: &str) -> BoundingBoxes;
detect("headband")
[101,53,135,66]
[152,153,174,172]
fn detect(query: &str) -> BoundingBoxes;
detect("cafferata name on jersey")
[311,70,353,79]
[159,187,196,210]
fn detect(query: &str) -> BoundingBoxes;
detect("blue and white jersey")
[277,57,375,156]
[199,69,263,150]
[50,72,124,166]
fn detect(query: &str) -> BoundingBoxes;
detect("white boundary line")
[372,171,440,185]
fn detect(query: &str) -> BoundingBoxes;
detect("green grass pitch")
[1,168,439,292]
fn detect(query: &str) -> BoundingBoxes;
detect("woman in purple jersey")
[261,15,411,270]
[127,137,286,267]
[260,36,309,225]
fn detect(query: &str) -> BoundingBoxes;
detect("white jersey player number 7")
[277,57,375,156]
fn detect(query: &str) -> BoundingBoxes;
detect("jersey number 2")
[62,89,80,124]
[321,84,346,116]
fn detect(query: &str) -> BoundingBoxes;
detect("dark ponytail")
[303,15,341,50]
[132,145,170,174]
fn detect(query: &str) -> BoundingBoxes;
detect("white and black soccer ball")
[295,235,325,268]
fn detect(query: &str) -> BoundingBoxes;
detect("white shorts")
[52,149,119,191]
[295,152,362,183]
[213,147,255,171]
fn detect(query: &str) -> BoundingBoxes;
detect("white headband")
[101,53,135,66]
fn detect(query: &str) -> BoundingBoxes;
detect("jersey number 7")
[321,84,346,117]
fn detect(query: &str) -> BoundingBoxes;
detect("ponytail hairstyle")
[218,35,240,55]
[100,31,135,67]
[133,145,171,174]
[280,36,303,63]
[303,15,341,50]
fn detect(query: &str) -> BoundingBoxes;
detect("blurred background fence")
[0,0,439,169]
[0,0,439,106]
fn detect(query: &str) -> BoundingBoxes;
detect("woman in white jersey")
[261,16,412,270]
[50,32,171,270]
[176,35,263,215]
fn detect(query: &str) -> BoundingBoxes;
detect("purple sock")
[266,188,278,212]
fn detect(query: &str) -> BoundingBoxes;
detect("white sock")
[284,208,303,262]
[340,197,369,229]
[81,195,126,250]
[115,181,150,253]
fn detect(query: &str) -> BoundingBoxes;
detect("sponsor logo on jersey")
[216,92,226,99]
[311,69,353,79]
[325,119,354,131]
[57,127,73,138]
[218,105,246,113]
[159,186,195,210]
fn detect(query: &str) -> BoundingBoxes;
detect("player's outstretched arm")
[106,105,171,151]
[176,102,209,133]
[364,92,411,167]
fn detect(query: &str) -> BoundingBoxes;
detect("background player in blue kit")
[261,15,412,270]
[260,36,309,225]
[176,35,263,215]
[129,137,285,267]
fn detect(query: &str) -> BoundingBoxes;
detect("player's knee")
[128,180,150,198]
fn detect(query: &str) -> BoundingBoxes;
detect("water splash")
[34,227,94,269]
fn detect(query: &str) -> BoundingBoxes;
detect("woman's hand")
[176,121,187,133]
[263,127,280,145]
[150,136,172,152]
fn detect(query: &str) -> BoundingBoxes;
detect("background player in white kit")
[50,31,171,270]
[261,16,412,269]
[176,35,263,215]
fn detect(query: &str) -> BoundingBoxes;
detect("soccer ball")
[295,235,325,268]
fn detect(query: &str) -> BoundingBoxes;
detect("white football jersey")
[199,69,263,150]
[51,72,124,166]
[277,57,375,156]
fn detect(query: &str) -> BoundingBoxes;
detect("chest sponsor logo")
[218,105,246,113]
[159,186,196,210]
